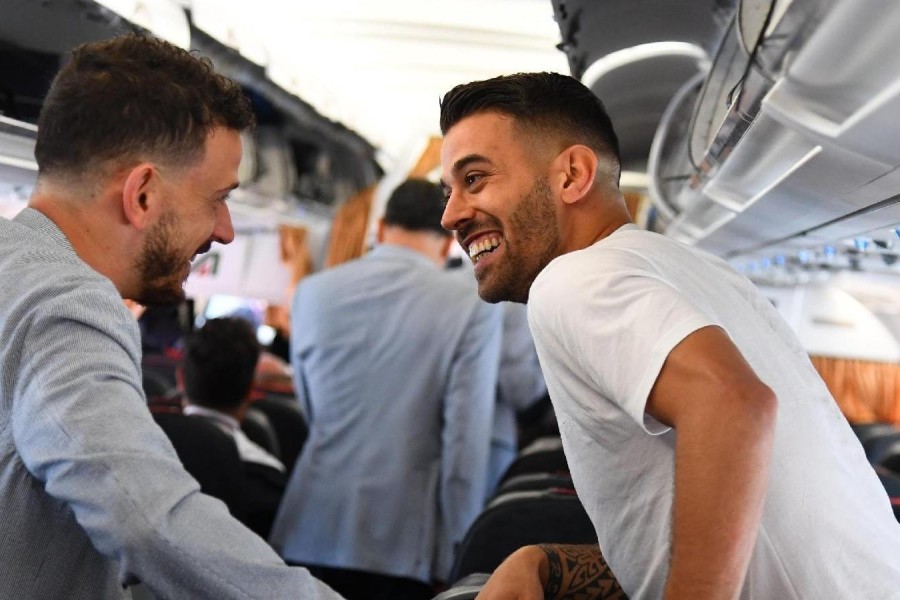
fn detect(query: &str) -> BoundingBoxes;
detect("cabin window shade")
[811,355,900,425]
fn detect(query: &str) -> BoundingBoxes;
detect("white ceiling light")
[581,42,710,89]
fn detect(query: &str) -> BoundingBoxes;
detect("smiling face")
[441,111,563,303]
[133,127,242,306]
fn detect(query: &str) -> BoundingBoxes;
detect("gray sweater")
[0,208,341,599]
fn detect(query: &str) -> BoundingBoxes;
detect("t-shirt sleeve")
[529,250,718,434]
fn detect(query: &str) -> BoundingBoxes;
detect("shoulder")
[28,277,138,352]
[294,256,365,296]
[1,221,127,323]
[530,236,652,308]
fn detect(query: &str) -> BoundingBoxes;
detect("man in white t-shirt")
[437,72,900,599]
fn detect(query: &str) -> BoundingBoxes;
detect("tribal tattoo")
[539,544,628,600]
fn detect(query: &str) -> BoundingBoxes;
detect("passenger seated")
[0,33,337,598]
[181,317,287,539]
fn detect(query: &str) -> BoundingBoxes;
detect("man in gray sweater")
[0,34,341,599]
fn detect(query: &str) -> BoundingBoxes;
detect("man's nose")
[441,191,475,232]
[213,203,235,245]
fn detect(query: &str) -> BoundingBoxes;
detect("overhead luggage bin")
[0,116,38,190]
[651,0,900,263]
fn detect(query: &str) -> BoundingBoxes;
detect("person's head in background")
[378,178,454,267]
[438,72,630,304]
[31,34,255,307]
[182,317,260,420]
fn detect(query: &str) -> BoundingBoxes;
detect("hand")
[476,546,547,600]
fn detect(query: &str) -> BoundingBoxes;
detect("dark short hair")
[439,72,620,176]
[183,317,260,411]
[35,34,254,178]
[383,178,450,236]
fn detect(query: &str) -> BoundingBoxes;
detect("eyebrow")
[440,153,492,188]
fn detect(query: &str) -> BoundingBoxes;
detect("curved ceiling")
[189,0,570,167]
[550,0,732,170]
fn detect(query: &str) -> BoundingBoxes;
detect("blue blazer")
[270,244,502,582]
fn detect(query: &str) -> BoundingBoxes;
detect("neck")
[586,215,632,247]
[564,189,633,253]
[380,228,448,267]
[29,181,135,298]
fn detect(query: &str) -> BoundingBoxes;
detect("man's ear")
[555,145,598,206]
[121,163,158,230]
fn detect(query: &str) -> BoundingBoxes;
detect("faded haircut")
[383,178,451,236]
[439,72,621,181]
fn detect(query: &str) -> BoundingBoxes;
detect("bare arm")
[646,326,777,599]
[541,544,627,599]
[476,544,626,600]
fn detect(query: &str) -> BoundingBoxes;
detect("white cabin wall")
[184,231,293,305]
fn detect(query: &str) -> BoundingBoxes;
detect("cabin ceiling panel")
[189,0,569,164]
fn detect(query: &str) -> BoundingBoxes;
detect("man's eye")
[465,174,482,186]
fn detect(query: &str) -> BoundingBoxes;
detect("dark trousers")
[300,564,435,600]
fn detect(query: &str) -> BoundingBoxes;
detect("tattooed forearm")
[539,544,628,600]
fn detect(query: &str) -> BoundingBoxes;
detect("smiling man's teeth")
[468,237,501,262]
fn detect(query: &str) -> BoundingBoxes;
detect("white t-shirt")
[528,224,900,599]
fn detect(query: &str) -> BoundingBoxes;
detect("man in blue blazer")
[270,179,502,599]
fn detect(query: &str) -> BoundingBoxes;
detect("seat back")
[876,441,900,476]
[875,466,900,522]
[250,395,308,474]
[141,368,174,402]
[493,472,575,499]
[851,422,900,445]
[151,411,245,519]
[141,353,179,388]
[242,406,282,459]
[431,574,490,600]
[499,436,568,483]
[450,489,596,581]
[863,431,900,464]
